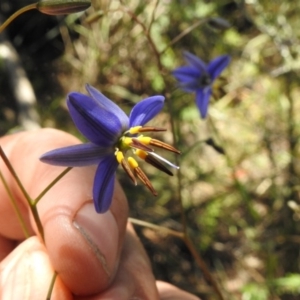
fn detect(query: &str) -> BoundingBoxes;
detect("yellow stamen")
[128,126,142,134]
[137,136,152,145]
[116,150,125,164]
[128,156,157,196]
[115,151,136,184]
[122,137,133,147]
[128,156,139,169]
[135,149,148,160]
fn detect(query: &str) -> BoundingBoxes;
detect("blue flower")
[40,84,180,213]
[172,51,230,118]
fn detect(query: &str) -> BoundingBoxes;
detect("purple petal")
[183,51,207,71]
[93,154,118,213]
[40,143,112,167]
[67,92,123,147]
[129,96,165,127]
[207,55,230,81]
[173,66,201,78]
[173,66,204,92]
[85,84,129,130]
[196,88,212,119]
[173,66,201,83]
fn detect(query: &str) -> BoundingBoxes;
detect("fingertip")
[156,281,201,300]
[0,237,72,300]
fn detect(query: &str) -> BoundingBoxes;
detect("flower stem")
[0,146,32,206]
[207,117,257,221]
[0,3,38,33]
[31,204,44,241]
[183,235,224,300]
[181,139,207,160]
[160,18,208,55]
[114,7,224,298]
[0,168,30,238]
[0,146,43,240]
[168,100,224,300]
[46,272,57,300]
[118,0,163,71]
[33,167,72,205]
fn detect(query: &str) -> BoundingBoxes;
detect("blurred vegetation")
[2,0,300,299]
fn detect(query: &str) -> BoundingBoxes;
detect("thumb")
[0,129,128,296]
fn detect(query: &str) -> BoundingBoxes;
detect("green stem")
[31,204,44,241]
[183,235,224,300]
[181,139,207,160]
[34,167,72,205]
[160,18,207,55]
[0,3,38,33]
[207,117,257,221]
[0,147,32,207]
[0,146,45,239]
[116,7,224,298]
[166,98,188,231]
[46,272,57,300]
[0,168,30,238]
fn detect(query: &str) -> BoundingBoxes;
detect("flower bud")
[37,0,91,15]
[207,17,231,30]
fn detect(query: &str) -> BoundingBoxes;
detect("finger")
[0,129,128,295]
[0,236,72,300]
[157,281,201,300]
[0,235,15,261]
[77,222,159,300]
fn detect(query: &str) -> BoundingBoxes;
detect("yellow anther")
[128,126,142,134]
[128,157,139,169]
[122,137,133,146]
[135,149,148,160]
[116,150,125,164]
[137,136,152,145]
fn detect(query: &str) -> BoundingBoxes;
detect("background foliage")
[2,0,300,299]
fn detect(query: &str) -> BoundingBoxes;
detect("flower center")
[198,73,212,87]
[113,125,180,195]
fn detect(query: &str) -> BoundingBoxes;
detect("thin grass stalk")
[0,3,38,33]
[0,168,30,238]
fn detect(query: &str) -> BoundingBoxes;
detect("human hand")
[0,128,200,300]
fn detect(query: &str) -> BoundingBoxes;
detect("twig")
[148,0,160,32]
[131,216,225,300]
[119,1,163,71]
[129,217,184,238]
[160,18,208,55]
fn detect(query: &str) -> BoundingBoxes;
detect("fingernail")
[73,203,118,277]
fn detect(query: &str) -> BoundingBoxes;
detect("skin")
[0,128,200,300]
